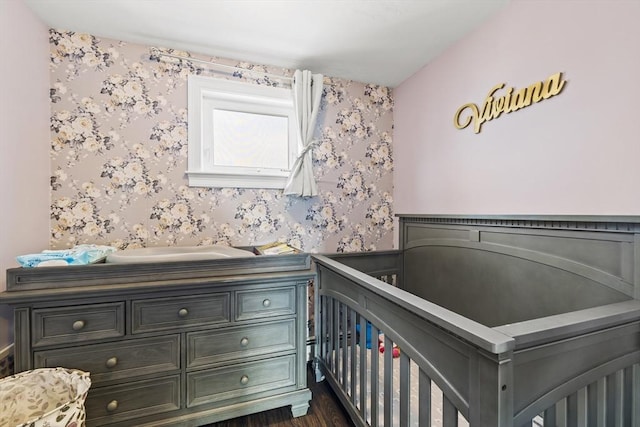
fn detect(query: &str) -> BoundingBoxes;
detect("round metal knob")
[240,375,249,385]
[106,357,118,368]
[240,337,249,347]
[178,308,188,318]
[262,299,271,307]
[72,320,85,331]
[106,400,118,412]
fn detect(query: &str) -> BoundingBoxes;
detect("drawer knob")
[106,357,118,368]
[240,375,249,385]
[106,400,118,412]
[240,337,249,347]
[178,308,189,318]
[72,320,85,331]
[262,299,271,307]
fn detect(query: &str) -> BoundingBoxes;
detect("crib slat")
[566,392,578,427]
[370,324,379,427]
[544,405,556,426]
[383,335,392,426]
[325,297,332,369]
[318,296,323,360]
[319,296,325,364]
[358,315,367,421]
[624,367,634,426]
[443,394,458,427]
[399,352,410,427]
[332,299,339,375]
[325,296,330,363]
[328,297,334,372]
[606,373,617,427]
[555,397,568,427]
[587,382,598,427]
[419,369,432,427]
[350,308,357,405]
[324,296,329,367]
[576,387,588,427]
[612,371,623,427]
[596,376,607,427]
[341,304,348,389]
[633,364,640,427]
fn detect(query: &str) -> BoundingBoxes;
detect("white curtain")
[283,69,323,197]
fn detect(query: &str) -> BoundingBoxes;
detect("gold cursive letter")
[454,103,479,132]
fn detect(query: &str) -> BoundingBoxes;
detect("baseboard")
[0,343,15,379]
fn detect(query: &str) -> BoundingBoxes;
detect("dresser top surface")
[1,253,314,303]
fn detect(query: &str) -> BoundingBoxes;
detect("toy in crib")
[378,333,400,358]
[355,323,401,358]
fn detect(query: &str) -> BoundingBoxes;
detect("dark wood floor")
[205,365,354,427]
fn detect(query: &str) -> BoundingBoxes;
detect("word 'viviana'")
[454,72,566,133]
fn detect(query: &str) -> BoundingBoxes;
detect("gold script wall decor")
[454,72,566,133]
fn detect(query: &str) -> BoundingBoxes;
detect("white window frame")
[187,75,297,188]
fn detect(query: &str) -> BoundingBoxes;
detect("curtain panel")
[284,69,323,197]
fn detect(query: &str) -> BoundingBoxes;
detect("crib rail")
[325,250,402,286]
[314,255,516,427]
[314,254,640,427]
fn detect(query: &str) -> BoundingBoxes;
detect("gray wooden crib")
[313,215,640,427]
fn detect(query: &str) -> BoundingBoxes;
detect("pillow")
[0,367,91,427]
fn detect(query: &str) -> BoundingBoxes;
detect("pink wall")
[0,0,50,347]
[394,0,640,215]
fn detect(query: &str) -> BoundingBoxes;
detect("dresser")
[1,254,313,426]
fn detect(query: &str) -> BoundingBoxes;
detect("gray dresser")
[1,254,313,426]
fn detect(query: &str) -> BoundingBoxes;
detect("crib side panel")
[397,216,639,327]
[314,256,516,427]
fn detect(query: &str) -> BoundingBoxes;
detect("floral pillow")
[0,367,91,427]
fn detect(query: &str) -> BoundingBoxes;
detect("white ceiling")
[25,0,509,87]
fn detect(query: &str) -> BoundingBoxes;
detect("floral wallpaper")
[48,29,394,253]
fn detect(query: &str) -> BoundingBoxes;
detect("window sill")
[186,170,289,189]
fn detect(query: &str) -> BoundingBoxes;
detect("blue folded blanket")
[16,244,117,268]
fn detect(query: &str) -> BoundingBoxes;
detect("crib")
[313,215,640,427]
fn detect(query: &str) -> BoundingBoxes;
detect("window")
[187,75,297,189]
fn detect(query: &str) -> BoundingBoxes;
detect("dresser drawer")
[34,335,180,385]
[132,292,230,333]
[186,354,296,408]
[236,286,296,320]
[187,319,295,368]
[32,303,124,347]
[85,375,180,425]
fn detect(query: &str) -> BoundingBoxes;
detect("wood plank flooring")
[205,364,354,427]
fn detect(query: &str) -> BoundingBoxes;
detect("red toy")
[378,333,401,358]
